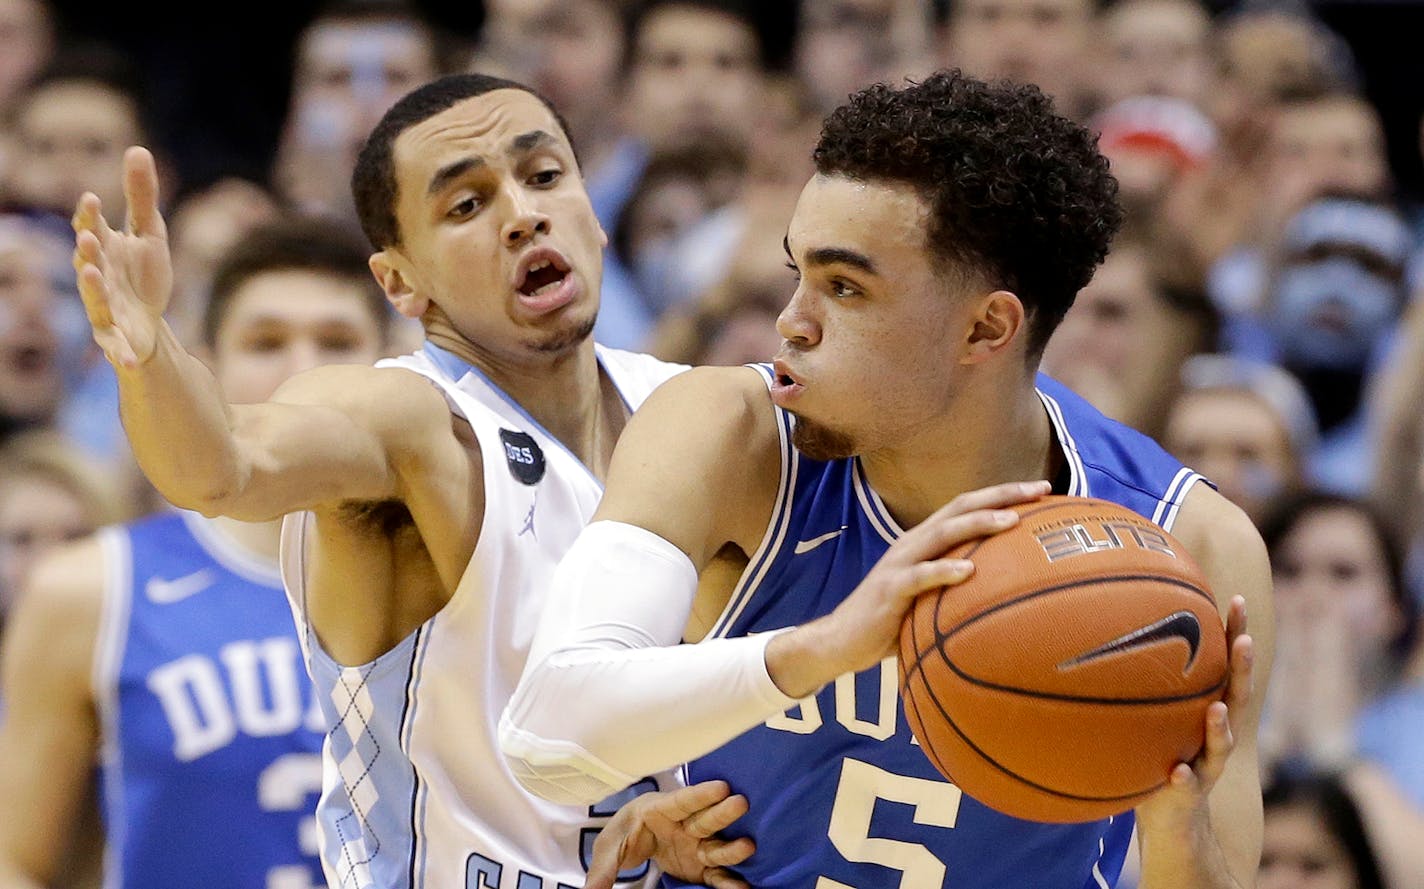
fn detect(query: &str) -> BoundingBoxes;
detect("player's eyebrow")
[427,157,484,196]
[509,129,557,155]
[425,132,559,198]
[786,234,878,277]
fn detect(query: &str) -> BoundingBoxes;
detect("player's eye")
[448,196,481,219]
[785,260,801,281]
[529,169,562,187]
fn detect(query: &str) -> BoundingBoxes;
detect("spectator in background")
[645,203,791,366]
[0,0,55,203]
[938,0,1097,120]
[0,430,126,637]
[2,45,157,226]
[0,214,78,442]
[1260,769,1386,889]
[0,0,52,115]
[1161,10,1360,279]
[1259,494,1419,790]
[1369,291,1424,611]
[164,177,283,348]
[1163,354,1316,527]
[1094,94,1218,225]
[1094,0,1213,110]
[272,0,443,233]
[1040,234,1219,440]
[794,0,933,116]
[1229,195,1412,495]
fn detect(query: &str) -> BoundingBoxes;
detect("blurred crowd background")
[2,0,1424,886]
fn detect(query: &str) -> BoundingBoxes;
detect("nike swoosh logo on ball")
[1058,610,1203,674]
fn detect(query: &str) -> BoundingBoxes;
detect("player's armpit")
[0,539,106,887]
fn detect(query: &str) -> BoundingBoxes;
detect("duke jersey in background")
[280,343,686,889]
[94,510,325,889]
[674,371,1208,889]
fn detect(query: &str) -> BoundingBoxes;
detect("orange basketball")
[897,495,1228,823]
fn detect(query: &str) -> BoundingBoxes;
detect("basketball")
[898,495,1228,824]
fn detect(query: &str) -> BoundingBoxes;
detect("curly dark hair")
[813,70,1122,355]
[352,73,575,250]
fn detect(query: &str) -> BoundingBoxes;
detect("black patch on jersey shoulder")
[499,428,546,485]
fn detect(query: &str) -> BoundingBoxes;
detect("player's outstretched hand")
[585,780,753,889]
[70,146,173,368]
[1137,595,1254,830]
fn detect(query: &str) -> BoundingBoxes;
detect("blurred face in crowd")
[796,0,901,114]
[8,79,141,215]
[210,269,386,406]
[1040,245,1202,437]
[1271,504,1401,647]
[295,17,439,144]
[0,0,52,110]
[0,470,96,617]
[1098,0,1212,107]
[942,0,1094,112]
[480,0,624,137]
[1163,388,1297,524]
[1259,801,1365,889]
[625,3,763,152]
[0,236,63,425]
[1268,95,1389,207]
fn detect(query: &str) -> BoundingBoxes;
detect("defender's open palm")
[71,146,173,368]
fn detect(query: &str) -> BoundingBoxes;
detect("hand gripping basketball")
[898,496,1229,823]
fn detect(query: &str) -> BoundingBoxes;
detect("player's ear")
[370,250,428,319]
[961,290,1025,364]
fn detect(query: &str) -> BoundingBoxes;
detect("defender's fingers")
[123,147,167,240]
[699,836,755,868]
[702,868,750,889]
[649,781,735,824]
[683,794,749,839]
[1225,633,1254,719]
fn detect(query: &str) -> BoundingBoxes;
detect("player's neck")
[427,332,624,477]
[861,379,1056,529]
[206,515,284,564]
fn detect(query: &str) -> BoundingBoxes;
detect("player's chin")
[791,417,858,461]
[525,311,597,355]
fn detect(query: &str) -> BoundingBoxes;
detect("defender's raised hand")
[71,146,174,368]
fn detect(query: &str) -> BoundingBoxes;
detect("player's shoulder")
[4,534,108,684]
[631,364,776,446]
[1171,483,1269,592]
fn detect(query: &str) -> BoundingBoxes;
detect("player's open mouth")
[770,359,804,404]
[513,249,577,315]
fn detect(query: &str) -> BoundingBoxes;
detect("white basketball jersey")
[280,343,687,889]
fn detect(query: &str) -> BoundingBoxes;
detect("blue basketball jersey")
[675,371,1206,889]
[93,510,325,889]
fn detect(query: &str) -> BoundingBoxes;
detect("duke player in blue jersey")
[504,71,1274,889]
[0,217,393,888]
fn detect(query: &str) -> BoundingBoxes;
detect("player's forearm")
[500,521,796,805]
[115,321,246,510]
[1136,815,1246,889]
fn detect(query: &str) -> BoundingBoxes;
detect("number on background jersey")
[259,752,324,889]
[815,758,962,889]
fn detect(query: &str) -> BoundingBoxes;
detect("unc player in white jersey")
[68,74,753,889]
[0,217,391,889]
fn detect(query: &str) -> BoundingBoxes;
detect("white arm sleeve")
[500,520,798,805]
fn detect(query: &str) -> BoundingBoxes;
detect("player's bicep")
[0,546,104,882]
[218,366,446,520]
[593,366,778,568]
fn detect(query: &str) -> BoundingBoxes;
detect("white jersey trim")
[92,526,131,889]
